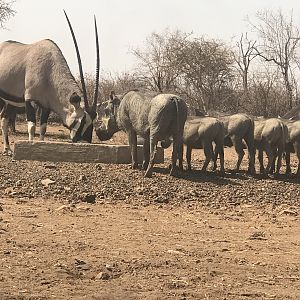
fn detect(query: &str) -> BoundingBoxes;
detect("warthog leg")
[275,145,284,174]
[215,142,225,175]
[244,135,256,175]
[202,142,213,172]
[128,130,138,169]
[186,145,192,171]
[1,117,12,156]
[169,135,179,176]
[264,142,274,174]
[142,138,150,170]
[177,140,184,171]
[258,148,265,174]
[144,136,158,178]
[212,145,218,171]
[285,147,292,175]
[232,135,244,172]
[295,142,300,177]
[270,148,277,174]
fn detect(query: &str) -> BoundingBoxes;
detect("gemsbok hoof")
[2,149,12,156]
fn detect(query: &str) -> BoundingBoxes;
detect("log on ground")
[13,140,164,164]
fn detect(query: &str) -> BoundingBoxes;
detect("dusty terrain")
[0,123,299,300]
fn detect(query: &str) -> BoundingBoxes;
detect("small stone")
[41,178,56,187]
[79,175,87,181]
[82,193,96,204]
[44,164,57,169]
[95,272,110,280]
[55,205,74,212]
[105,264,114,271]
[4,187,14,195]
[95,164,102,170]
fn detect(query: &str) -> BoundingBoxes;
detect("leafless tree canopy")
[249,9,300,109]
[0,0,16,28]
[79,8,300,118]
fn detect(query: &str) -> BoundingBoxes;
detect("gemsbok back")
[0,10,100,155]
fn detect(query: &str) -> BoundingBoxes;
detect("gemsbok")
[0,10,100,155]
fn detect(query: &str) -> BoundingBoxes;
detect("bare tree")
[249,9,300,109]
[0,0,16,28]
[132,29,191,92]
[176,37,235,112]
[233,33,258,95]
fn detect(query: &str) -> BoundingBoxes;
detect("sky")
[1,0,300,75]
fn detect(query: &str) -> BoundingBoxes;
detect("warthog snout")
[95,127,113,141]
[160,138,173,149]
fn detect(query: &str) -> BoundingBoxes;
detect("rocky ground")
[0,123,299,299]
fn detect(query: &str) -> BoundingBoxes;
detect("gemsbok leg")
[232,135,245,172]
[25,101,36,141]
[40,108,50,141]
[1,116,11,155]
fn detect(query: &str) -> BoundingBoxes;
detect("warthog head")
[95,91,120,141]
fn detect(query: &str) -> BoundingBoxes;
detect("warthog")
[217,113,256,174]
[183,116,225,174]
[281,119,300,177]
[254,118,288,174]
[96,90,188,178]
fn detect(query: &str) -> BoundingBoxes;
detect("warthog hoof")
[169,167,177,177]
[132,162,139,170]
[142,161,149,170]
[219,169,225,177]
[144,169,153,178]
[247,167,256,176]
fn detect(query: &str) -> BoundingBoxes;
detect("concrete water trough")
[13,140,164,164]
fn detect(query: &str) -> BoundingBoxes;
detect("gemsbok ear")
[110,91,115,100]
[69,92,81,106]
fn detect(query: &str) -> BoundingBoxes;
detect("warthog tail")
[173,96,180,135]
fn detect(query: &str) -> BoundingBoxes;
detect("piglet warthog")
[218,113,256,174]
[96,90,187,178]
[183,116,225,174]
[254,118,288,174]
[281,119,300,177]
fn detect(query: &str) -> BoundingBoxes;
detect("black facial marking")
[71,114,92,143]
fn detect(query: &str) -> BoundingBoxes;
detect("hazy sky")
[1,0,300,75]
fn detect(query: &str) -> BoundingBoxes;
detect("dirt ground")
[0,123,299,300]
